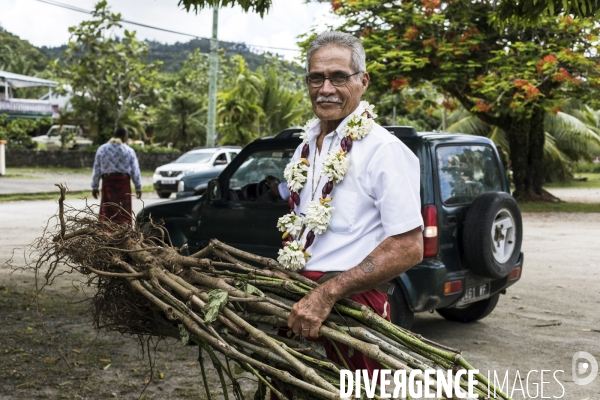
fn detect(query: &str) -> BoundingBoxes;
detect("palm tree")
[153,92,206,151]
[259,65,307,135]
[217,57,265,146]
[445,101,600,182]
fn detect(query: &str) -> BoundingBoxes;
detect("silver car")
[152,146,241,198]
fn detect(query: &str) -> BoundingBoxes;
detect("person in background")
[91,127,142,224]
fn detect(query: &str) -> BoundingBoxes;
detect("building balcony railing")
[0,99,53,116]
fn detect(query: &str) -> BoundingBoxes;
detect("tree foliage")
[217,56,309,145]
[446,102,600,182]
[494,0,600,25]
[154,92,206,151]
[51,1,161,144]
[258,61,308,135]
[0,28,48,72]
[331,0,600,200]
[178,0,272,16]
[217,56,266,145]
[0,114,52,149]
[149,49,308,149]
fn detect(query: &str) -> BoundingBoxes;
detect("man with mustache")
[279,31,425,379]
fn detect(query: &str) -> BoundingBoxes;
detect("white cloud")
[0,0,331,59]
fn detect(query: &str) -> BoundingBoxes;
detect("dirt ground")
[1,197,599,399]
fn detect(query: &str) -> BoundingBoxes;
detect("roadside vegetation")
[545,173,600,188]
[4,167,154,177]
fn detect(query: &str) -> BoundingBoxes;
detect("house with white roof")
[0,70,58,119]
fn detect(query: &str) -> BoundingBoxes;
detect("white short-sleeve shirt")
[291,104,423,272]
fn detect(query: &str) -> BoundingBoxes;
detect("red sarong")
[273,271,390,398]
[100,175,133,224]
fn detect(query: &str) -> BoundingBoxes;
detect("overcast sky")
[0,0,333,59]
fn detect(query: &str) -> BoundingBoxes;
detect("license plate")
[459,283,490,304]
[162,179,176,185]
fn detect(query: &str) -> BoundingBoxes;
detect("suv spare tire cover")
[462,192,522,279]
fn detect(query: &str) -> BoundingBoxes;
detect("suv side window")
[437,145,502,205]
[228,149,295,201]
[228,151,238,161]
[215,153,228,165]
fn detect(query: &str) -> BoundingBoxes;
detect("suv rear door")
[434,142,505,272]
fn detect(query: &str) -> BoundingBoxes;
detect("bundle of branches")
[27,186,513,400]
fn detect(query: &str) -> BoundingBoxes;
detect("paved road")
[546,187,600,203]
[0,196,166,268]
[0,170,153,195]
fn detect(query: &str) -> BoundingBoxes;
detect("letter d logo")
[572,351,598,386]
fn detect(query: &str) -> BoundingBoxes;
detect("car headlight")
[178,181,185,192]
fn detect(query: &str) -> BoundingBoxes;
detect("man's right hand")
[92,189,99,199]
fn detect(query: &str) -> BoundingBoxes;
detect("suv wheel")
[462,192,523,279]
[436,293,500,323]
[157,191,171,199]
[388,288,414,330]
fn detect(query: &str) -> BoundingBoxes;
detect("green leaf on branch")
[235,281,265,297]
[202,289,229,323]
[178,324,190,345]
[233,363,245,375]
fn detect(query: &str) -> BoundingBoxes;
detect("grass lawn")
[1,173,38,179]
[518,201,600,212]
[0,185,155,202]
[543,173,600,189]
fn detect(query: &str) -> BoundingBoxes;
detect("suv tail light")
[422,205,438,258]
[508,267,521,280]
[444,280,463,295]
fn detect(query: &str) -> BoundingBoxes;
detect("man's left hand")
[92,189,99,199]
[287,287,336,338]
[136,191,142,199]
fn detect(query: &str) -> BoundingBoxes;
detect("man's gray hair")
[306,31,366,74]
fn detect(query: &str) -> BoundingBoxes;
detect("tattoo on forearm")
[359,255,376,273]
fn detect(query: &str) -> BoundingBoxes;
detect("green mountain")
[1,27,283,75]
[40,38,276,73]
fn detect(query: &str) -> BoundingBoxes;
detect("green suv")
[138,127,523,329]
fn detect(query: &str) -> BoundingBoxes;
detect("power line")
[33,0,301,53]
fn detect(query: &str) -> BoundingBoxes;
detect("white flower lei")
[304,201,334,235]
[300,118,317,143]
[277,241,306,271]
[277,103,376,270]
[360,101,378,119]
[276,213,303,237]
[343,114,373,140]
[322,149,350,184]
[283,160,308,193]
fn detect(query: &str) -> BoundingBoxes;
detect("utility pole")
[442,108,447,131]
[206,6,219,147]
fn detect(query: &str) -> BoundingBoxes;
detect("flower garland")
[276,101,377,270]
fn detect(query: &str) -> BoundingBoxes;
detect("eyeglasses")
[305,72,362,88]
